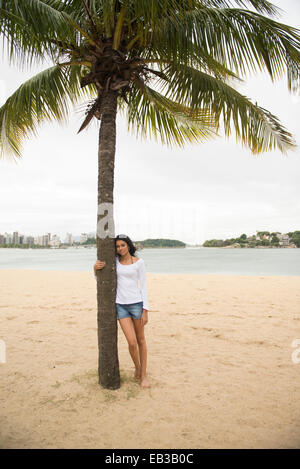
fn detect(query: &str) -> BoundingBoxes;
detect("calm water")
[0,246,300,276]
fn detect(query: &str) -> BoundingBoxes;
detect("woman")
[94,234,150,389]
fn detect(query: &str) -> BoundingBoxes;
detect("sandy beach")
[0,269,299,449]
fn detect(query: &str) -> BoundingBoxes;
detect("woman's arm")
[138,259,149,311]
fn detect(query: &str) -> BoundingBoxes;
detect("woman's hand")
[94,260,106,275]
[140,309,148,326]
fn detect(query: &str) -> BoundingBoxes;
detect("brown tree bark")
[96,89,120,389]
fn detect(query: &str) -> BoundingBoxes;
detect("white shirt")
[116,257,149,310]
[95,256,149,310]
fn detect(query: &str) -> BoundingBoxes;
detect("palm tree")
[1,0,300,389]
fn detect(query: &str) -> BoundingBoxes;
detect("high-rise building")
[42,234,50,246]
[65,233,73,245]
[5,233,12,244]
[35,236,42,245]
[80,233,88,244]
[26,236,34,246]
[13,231,19,244]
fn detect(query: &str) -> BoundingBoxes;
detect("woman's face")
[116,240,129,256]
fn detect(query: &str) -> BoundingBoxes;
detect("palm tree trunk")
[96,89,120,389]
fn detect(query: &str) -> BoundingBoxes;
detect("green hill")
[136,238,186,248]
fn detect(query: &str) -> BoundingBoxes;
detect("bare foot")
[134,367,141,381]
[141,376,150,389]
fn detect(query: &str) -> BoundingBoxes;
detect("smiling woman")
[94,234,150,389]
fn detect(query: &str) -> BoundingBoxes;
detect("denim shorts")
[116,302,143,320]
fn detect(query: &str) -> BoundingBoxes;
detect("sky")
[0,0,300,245]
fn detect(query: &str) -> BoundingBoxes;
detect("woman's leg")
[118,317,141,376]
[133,319,150,388]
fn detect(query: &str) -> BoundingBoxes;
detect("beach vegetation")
[137,238,186,248]
[203,230,298,247]
[288,231,300,248]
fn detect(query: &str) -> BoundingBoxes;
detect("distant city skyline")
[0,226,297,247]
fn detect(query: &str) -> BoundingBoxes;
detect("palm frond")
[113,1,128,50]
[197,1,280,16]
[123,0,279,22]
[0,64,96,158]
[0,0,84,65]
[141,47,241,82]
[149,6,300,92]
[125,82,217,147]
[159,64,296,153]
[77,93,102,133]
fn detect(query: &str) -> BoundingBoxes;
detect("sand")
[0,269,299,449]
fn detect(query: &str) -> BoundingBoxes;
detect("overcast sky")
[0,0,299,244]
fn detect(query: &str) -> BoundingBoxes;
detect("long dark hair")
[115,234,137,258]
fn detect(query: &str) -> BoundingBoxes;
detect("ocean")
[0,246,299,276]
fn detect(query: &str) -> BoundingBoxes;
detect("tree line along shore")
[203,231,300,248]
